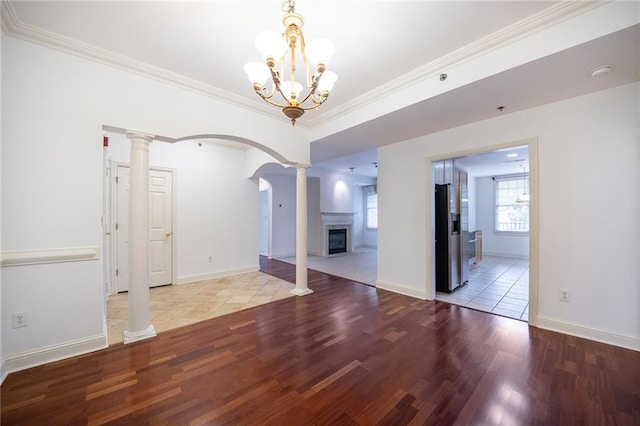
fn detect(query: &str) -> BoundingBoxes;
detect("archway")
[102,128,313,345]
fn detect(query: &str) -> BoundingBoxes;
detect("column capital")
[126,131,155,143]
[292,163,310,170]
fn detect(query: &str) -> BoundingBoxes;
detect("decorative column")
[123,132,157,343]
[291,164,313,296]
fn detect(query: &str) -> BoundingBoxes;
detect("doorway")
[432,145,531,321]
[112,164,175,293]
[258,178,272,258]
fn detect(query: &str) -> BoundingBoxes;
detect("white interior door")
[115,166,173,292]
[149,170,173,286]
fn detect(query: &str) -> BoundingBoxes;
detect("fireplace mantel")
[321,213,356,256]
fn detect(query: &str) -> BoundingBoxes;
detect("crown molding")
[0,1,295,124]
[2,1,603,131]
[305,1,605,128]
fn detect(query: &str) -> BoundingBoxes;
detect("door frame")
[259,178,273,259]
[426,138,539,326]
[108,160,178,295]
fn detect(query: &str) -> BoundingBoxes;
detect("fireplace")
[321,212,355,257]
[328,228,347,255]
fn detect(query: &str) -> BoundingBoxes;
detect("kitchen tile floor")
[436,255,529,321]
[107,271,295,346]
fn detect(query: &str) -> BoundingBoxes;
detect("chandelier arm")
[294,88,317,107]
[298,97,327,111]
[257,93,298,109]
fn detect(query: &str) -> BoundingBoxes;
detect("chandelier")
[244,0,337,125]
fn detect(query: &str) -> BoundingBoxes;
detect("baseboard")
[482,251,529,260]
[308,250,322,257]
[271,252,296,259]
[177,265,259,284]
[536,315,639,352]
[355,244,377,249]
[1,334,108,383]
[376,280,428,300]
[1,360,7,385]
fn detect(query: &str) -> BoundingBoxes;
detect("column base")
[123,324,157,344]
[290,288,314,296]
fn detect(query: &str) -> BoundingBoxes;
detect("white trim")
[537,316,640,352]
[1,334,108,383]
[0,247,100,267]
[305,2,603,127]
[0,1,284,125]
[290,288,314,297]
[123,325,157,345]
[425,137,539,325]
[176,265,259,284]
[376,280,429,301]
[0,1,601,130]
[272,252,296,259]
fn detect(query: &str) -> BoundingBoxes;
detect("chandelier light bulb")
[317,70,338,94]
[281,81,303,102]
[255,31,287,63]
[244,62,270,86]
[306,38,335,68]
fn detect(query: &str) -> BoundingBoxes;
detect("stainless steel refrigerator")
[435,183,468,292]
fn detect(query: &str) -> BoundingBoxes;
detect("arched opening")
[102,128,307,346]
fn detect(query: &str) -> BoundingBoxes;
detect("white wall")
[307,177,322,256]
[108,134,259,282]
[378,83,640,350]
[319,172,355,213]
[266,170,378,255]
[475,176,529,258]
[353,185,378,248]
[0,28,4,380]
[262,174,297,258]
[1,34,305,374]
[312,169,377,248]
[259,189,269,254]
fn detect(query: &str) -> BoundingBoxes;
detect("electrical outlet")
[12,312,28,328]
[560,289,570,303]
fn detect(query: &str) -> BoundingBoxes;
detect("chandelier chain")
[282,0,295,13]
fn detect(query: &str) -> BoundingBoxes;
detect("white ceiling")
[4,1,639,177]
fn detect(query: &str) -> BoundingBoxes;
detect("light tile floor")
[107,271,295,346]
[436,255,529,321]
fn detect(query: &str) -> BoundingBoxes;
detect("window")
[364,185,378,229]
[495,175,529,232]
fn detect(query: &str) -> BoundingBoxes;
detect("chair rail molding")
[0,247,100,267]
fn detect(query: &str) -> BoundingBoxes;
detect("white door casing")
[149,170,173,286]
[115,165,173,292]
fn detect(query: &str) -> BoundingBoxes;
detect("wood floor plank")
[1,256,639,425]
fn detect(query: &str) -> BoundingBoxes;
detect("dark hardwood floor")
[2,257,639,425]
